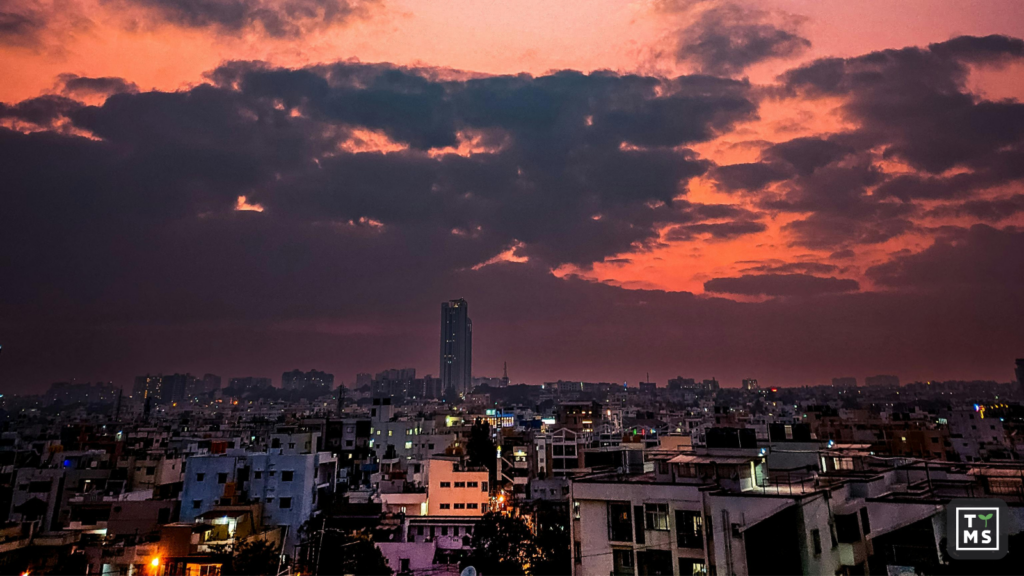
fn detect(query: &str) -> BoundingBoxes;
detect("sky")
[1,0,1023,392]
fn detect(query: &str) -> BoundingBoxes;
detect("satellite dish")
[461,567,477,576]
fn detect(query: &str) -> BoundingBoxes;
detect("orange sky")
[5,0,1024,101]
[2,0,1023,296]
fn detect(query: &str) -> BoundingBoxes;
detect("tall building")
[440,298,472,397]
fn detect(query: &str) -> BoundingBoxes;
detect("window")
[440,481,451,488]
[574,542,582,563]
[282,471,294,482]
[279,497,292,509]
[836,514,860,543]
[217,473,228,484]
[467,481,478,488]
[454,482,466,488]
[645,503,670,531]
[679,559,707,576]
[417,526,424,535]
[467,503,478,509]
[811,529,822,556]
[254,471,262,480]
[612,549,634,576]
[454,503,466,509]
[675,510,703,548]
[573,501,581,519]
[637,551,673,576]
[481,482,488,492]
[192,500,202,509]
[439,503,451,510]
[146,466,156,476]
[196,473,205,482]
[608,502,632,542]
[634,505,645,544]
[400,559,410,573]
[441,527,448,536]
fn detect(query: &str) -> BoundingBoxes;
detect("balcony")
[838,541,867,567]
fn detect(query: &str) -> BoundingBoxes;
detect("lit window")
[644,503,669,531]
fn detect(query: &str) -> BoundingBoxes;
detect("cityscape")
[2,1,1024,575]
[0,298,1021,575]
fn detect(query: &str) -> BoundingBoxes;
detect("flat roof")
[669,454,757,465]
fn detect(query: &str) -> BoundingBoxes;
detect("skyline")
[2,1,1023,392]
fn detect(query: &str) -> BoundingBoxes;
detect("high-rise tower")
[440,298,473,397]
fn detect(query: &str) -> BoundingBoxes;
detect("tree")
[316,532,392,576]
[530,502,571,576]
[225,540,281,576]
[463,512,540,576]
[467,418,497,487]
[299,518,392,576]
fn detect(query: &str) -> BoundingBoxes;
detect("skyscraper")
[440,298,472,397]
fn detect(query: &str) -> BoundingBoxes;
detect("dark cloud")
[926,194,1024,222]
[762,136,856,176]
[740,261,838,275]
[664,219,766,241]
[0,61,759,342]
[59,74,139,98]
[711,162,791,192]
[704,273,859,297]
[0,7,44,47]
[781,35,1024,175]
[0,95,84,126]
[867,225,1024,290]
[125,0,376,37]
[782,214,915,250]
[671,1,810,76]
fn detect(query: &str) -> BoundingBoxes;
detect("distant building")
[355,373,373,386]
[440,299,472,397]
[281,369,334,391]
[639,381,656,394]
[1016,359,1024,395]
[832,377,857,388]
[741,378,759,391]
[864,374,899,387]
[132,373,195,403]
[228,376,272,392]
